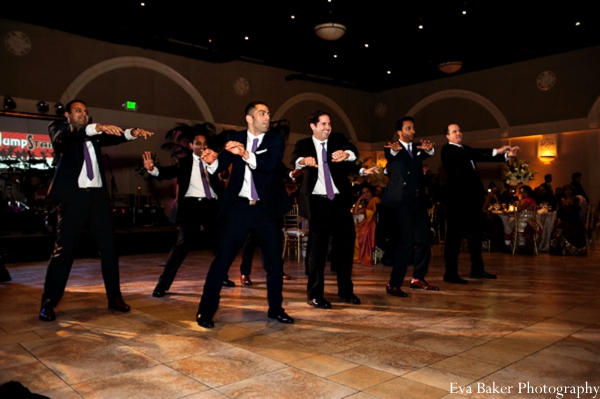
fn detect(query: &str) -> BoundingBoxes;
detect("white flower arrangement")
[503,158,536,185]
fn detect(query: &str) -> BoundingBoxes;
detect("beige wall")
[2,19,599,209]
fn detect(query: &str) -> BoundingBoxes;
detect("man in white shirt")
[381,116,438,297]
[143,124,226,298]
[291,111,377,309]
[39,100,153,322]
[195,102,293,328]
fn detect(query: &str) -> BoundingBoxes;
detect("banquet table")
[493,210,557,252]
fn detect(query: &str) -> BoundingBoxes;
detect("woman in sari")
[353,185,380,265]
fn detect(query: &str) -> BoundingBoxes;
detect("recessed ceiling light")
[334,54,338,58]
[291,15,295,19]
[244,36,249,40]
[387,71,391,75]
[364,44,369,48]
[141,2,145,6]
[462,11,467,15]
[575,22,581,26]
[419,25,424,29]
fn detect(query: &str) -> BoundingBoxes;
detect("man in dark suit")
[381,116,438,297]
[291,111,377,309]
[143,124,226,297]
[441,123,519,284]
[39,100,153,322]
[538,174,557,209]
[195,101,293,328]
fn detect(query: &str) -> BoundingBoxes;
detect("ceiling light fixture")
[315,22,347,41]
[437,61,463,74]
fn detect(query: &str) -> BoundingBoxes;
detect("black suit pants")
[157,198,219,290]
[444,204,485,277]
[42,190,120,307]
[306,195,355,300]
[197,199,284,320]
[388,196,432,287]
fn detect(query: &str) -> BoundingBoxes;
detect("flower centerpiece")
[503,158,536,186]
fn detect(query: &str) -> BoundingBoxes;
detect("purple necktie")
[321,142,335,200]
[199,160,212,200]
[83,142,94,180]
[249,138,259,201]
[407,143,413,158]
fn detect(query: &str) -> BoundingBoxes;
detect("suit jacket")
[380,142,431,208]
[441,143,505,209]
[290,133,359,221]
[153,155,224,221]
[47,120,128,202]
[214,129,290,218]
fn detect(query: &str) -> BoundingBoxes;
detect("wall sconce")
[538,134,557,164]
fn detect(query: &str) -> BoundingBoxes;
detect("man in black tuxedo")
[39,100,153,321]
[538,174,557,209]
[291,111,377,309]
[143,124,226,297]
[195,101,293,328]
[381,116,438,297]
[441,123,519,284]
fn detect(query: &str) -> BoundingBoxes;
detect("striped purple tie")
[83,142,94,179]
[321,142,335,200]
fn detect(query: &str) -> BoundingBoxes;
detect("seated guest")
[550,185,587,255]
[482,187,505,252]
[504,185,539,253]
[353,185,380,265]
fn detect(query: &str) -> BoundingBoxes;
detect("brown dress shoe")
[240,274,252,285]
[386,284,408,297]
[410,279,440,291]
[108,298,131,312]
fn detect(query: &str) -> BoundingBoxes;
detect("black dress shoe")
[196,314,214,328]
[152,285,166,297]
[222,279,236,287]
[470,271,497,279]
[386,284,408,297]
[443,275,468,284]
[108,298,131,312]
[39,306,56,322]
[340,294,361,304]
[307,298,332,309]
[0,268,11,283]
[268,311,294,324]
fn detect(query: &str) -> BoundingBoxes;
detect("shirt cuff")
[85,124,102,136]
[345,150,356,162]
[390,149,399,156]
[206,160,219,174]
[245,152,257,169]
[148,167,159,177]
[124,128,136,141]
[295,158,306,169]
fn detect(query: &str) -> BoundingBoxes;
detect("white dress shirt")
[78,124,135,188]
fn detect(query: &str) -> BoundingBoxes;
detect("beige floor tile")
[428,355,502,380]
[403,366,474,391]
[216,367,357,399]
[327,365,396,390]
[0,362,68,392]
[388,330,489,356]
[254,341,320,364]
[169,347,286,388]
[364,376,449,399]
[335,340,447,376]
[269,326,378,354]
[0,344,38,370]
[22,334,160,384]
[289,353,359,377]
[73,364,208,399]
[2,249,600,397]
